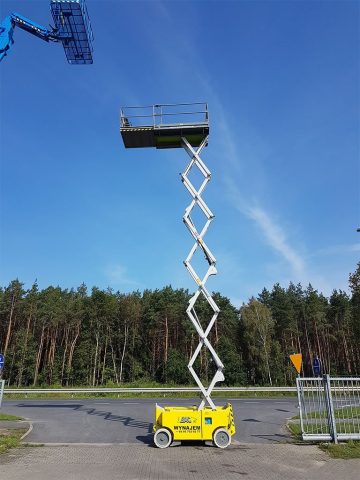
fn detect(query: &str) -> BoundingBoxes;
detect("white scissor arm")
[181,136,224,410]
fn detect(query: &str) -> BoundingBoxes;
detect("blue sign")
[0,354,4,369]
[313,356,321,376]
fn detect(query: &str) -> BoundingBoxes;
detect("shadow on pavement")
[251,433,291,442]
[16,403,153,434]
[136,434,154,445]
[16,404,82,409]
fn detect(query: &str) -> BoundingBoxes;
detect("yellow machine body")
[154,403,235,442]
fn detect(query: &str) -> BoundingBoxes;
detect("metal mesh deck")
[51,0,93,64]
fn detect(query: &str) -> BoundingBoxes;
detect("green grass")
[293,407,360,421]
[5,391,297,400]
[335,407,360,419]
[0,413,23,421]
[287,421,302,438]
[320,441,360,459]
[288,420,360,437]
[0,428,27,454]
[287,414,360,459]
[335,423,360,434]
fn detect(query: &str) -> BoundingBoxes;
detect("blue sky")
[0,0,359,306]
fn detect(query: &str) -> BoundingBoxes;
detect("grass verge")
[0,428,27,454]
[287,421,302,439]
[0,412,23,421]
[319,441,360,459]
[4,389,297,401]
[287,416,360,459]
[293,407,360,421]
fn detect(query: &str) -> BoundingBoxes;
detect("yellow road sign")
[290,353,302,374]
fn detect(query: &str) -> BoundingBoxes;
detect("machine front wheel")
[213,428,231,449]
[154,428,172,449]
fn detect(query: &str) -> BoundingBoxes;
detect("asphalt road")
[2,397,298,444]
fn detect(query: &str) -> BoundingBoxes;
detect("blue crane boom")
[0,12,61,62]
[0,0,93,64]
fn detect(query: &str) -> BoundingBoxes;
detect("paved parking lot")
[3,397,298,444]
[1,442,359,480]
[1,398,359,479]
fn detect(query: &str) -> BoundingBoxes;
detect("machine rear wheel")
[213,428,231,449]
[154,428,172,449]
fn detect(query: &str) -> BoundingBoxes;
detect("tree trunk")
[263,341,272,386]
[66,325,80,386]
[119,322,128,383]
[17,310,33,387]
[61,329,69,384]
[101,336,108,385]
[164,315,168,365]
[92,333,99,386]
[48,327,58,384]
[4,292,17,356]
[109,336,119,385]
[33,326,45,386]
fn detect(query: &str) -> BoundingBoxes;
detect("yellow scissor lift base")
[153,403,236,449]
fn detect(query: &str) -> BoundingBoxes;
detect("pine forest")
[0,262,359,388]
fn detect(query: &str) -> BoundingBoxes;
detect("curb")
[20,421,33,441]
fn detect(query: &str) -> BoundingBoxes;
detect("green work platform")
[120,103,209,149]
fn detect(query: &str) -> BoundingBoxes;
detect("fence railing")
[296,375,360,443]
[2,386,300,395]
[0,380,4,408]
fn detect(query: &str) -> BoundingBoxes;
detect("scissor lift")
[120,103,235,448]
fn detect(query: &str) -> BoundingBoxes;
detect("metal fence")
[0,380,4,408]
[2,386,299,395]
[296,375,360,443]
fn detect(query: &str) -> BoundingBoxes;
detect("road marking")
[226,398,250,401]
[94,402,111,405]
[20,421,33,440]
[123,402,139,405]
[226,399,260,402]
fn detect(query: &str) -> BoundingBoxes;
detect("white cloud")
[192,78,308,279]
[223,172,306,278]
[246,205,305,276]
[314,243,360,256]
[104,264,140,288]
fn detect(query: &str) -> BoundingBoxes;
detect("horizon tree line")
[0,262,359,387]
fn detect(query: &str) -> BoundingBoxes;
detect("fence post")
[296,376,305,438]
[324,374,338,444]
[0,380,4,409]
